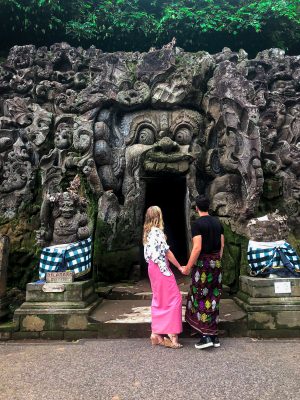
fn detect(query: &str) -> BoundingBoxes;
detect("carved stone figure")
[36,176,92,281]
[246,212,300,278]
[37,175,90,248]
[203,61,264,220]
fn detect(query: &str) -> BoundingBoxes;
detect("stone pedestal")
[0,236,10,320]
[235,275,300,337]
[14,280,100,334]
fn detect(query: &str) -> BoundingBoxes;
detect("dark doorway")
[143,176,188,274]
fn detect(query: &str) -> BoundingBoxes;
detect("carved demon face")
[25,104,53,147]
[122,109,203,175]
[58,193,76,219]
[73,118,92,154]
[0,133,32,194]
[54,122,73,150]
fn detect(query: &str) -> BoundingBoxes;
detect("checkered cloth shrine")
[39,237,92,280]
[247,240,300,277]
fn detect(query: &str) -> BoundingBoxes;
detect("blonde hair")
[143,206,164,244]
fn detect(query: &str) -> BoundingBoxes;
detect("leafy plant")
[1,0,299,55]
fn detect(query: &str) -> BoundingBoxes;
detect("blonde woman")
[143,206,183,348]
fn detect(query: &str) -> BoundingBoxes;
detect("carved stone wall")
[0,43,299,286]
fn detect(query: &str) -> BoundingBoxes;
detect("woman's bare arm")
[166,249,181,270]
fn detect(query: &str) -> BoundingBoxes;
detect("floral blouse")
[144,227,171,276]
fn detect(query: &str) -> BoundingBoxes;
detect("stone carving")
[36,175,92,281]
[36,175,90,248]
[246,49,300,231]
[40,114,102,198]
[203,61,264,220]
[0,97,53,217]
[0,42,299,284]
[247,211,289,242]
[116,108,202,247]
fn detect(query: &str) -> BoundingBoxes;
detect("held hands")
[179,265,190,275]
[178,266,184,274]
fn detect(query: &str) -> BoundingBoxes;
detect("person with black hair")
[182,195,224,349]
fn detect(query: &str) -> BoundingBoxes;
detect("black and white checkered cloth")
[39,237,92,280]
[247,240,300,277]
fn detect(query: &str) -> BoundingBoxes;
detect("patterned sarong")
[185,253,222,336]
[247,240,300,277]
[39,237,92,280]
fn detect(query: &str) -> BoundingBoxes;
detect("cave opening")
[143,175,189,275]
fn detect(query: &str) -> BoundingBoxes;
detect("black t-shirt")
[191,215,224,255]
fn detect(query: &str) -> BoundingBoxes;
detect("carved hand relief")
[152,77,191,106]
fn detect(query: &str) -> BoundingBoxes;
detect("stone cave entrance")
[143,176,189,275]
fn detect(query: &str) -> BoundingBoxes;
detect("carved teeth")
[144,160,189,173]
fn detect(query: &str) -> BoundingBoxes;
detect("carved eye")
[138,127,155,145]
[37,120,47,128]
[175,127,192,145]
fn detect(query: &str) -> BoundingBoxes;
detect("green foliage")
[1,1,300,54]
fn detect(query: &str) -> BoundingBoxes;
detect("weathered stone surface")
[248,312,276,330]
[36,175,91,248]
[39,330,64,340]
[236,275,300,332]
[0,235,9,297]
[239,276,300,298]
[15,309,94,332]
[247,212,289,242]
[22,315,46,332]
[25,280,96,303]
[14,279,100,332]
[0,236,9,320]
[0,43,299,285]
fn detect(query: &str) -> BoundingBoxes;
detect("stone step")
[89,298,247,338]
[95,279,232,301]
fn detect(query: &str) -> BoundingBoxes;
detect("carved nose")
[156,137,179,153]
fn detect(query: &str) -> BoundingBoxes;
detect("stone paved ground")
[1,338,300,400]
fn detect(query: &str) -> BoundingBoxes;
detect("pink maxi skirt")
[148,259,182,335]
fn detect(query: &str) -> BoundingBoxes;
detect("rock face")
[247,212,289,242]
[0,43,299,285]
[0,235,10,319]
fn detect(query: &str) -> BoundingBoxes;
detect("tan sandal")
[150,333,165,346]
[164,334,183,349]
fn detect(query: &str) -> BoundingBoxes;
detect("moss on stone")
[288,233,300,255]
[96,247,139,282]
[93,216,141,282]
[221,222,249,293]
[1,206,40,289]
